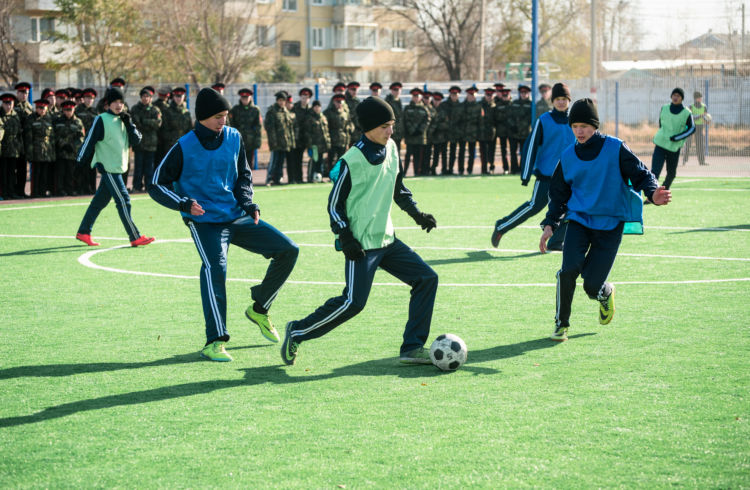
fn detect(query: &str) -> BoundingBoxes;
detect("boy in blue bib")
[150,88,299,362]
[539,99,671,341]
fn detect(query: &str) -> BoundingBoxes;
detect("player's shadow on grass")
[426,250,540,266]
[0,245,85,257]
[0,336,593,427]
[668,224,750,234]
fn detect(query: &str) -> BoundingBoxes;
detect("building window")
[392,30,406,49]
[257,25,275,47]
[30,17,55,42]
[281,40,301,57]
[311,0,324,5]
[311,27,325,49]
[282,0,298,11]
[77,69,95,87]
[350,26,376,49]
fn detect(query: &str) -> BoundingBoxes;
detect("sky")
[632,0,743,50]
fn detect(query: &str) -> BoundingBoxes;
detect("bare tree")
[55,0,148,84]
[0,0,23,86]
[384,0,482,80]
[159,0,261,86]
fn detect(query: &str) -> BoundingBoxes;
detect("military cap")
[389,82,403,89]
[347,81,360,88]
[409,87,423,95]
[432,92,444,100]
[449,85,462,93]
[238,88,253,96]
[493,82,505,89]
[274,90,288,100]
[484,87,496,93]
[140,87,154,97]
[82,88,98,97]
[14,82,31,92]
[61,100,77,109]
[693,91,702,98]
[171,86,187,95]
[34,99,50,107]
[55,89,70,98]
[465,85,479,94]
[299,87,313,96]
[500,87,511,93]
[332,93,346,101]
[333,82,347,91]
[422,91,432,98]
[312,100,321,107]
[110,77,126,87]
[1,93,18,103]
[211,83,225,90]
[70,88,83,98]
[142,85,156,95]
[370,82,382,90]
[518,84,531,92]
[41,88,55,98]
[157,85,172,95]
[538,83,551,90]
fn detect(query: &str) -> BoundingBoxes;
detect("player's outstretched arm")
[651,186,672,206]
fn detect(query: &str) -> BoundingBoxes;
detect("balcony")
[332,5,373,24]
[333,49,374,67]
[25,0,60,11]
[23,41,76,64]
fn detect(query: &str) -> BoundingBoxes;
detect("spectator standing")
[228,88,262,170]
[445,86,464,175]
[24,99,55,197]
[429,92,449,175]
[1,93,24,199]
[264,91,295,186]
[303,100,330,181]
[53,99,85,196]
[402,87,430,176]
[536,83,553,117]
[289,87,313,183]
[384,82,404,154]
[75,88,99,194]
[683,91,709,166]
[324,93,352,178]
[462,85,483,175]
[479,87,497,175]
[130,86,162,192]
[508,84,533,174]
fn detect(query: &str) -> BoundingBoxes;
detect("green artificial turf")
[1,175,748,488]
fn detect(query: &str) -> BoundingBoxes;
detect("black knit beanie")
[356,96,395,133]
[195,87,230,121]
[568,98,599,129]
[105,87,124,104]
[671,87,685,100]
[551,82,571,101]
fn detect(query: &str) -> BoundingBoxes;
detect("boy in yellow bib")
[281,97,439,366]
[651,87,694,190]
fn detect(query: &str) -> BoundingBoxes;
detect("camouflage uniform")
[384,93,404,151]
[303,110,330,179]
[14,99,34,195]
[53,112,85,195]
[508,98,532,174]
[345,92,361,143]
[462,97,483,174]
[228,101,262,167]
[536,98,553,118]
[24,111,56,197]
[323,104,352,176]
[75,103,99,193]
[289,101,312,183]
[402,100,430,176]
[263,103,295,184]
[429,102,450,174]
[1,108,24,198]
[130,101,162,191]
[479,97,496,174]
[493,97,512,173]
[159,101,192,159]
[443,97,464,174]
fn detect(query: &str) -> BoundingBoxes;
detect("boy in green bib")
[281,96,439,366]
[650,87,694,190]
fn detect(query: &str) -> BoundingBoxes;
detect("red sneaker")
[76,233,100,246]
[130,235,155,247]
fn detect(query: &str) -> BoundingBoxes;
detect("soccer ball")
[429,334,467,371]
[312,172,323,183]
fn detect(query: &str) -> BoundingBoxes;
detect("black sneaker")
[281,322,300,365]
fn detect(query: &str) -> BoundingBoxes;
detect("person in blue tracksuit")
[149,88,299,362]
[280,96,439,366]
[539,98,672,341]
[76,87,154,248]
[491,83,575,251]
[651,87,694,190]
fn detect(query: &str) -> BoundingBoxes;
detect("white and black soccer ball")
[313,172,323,183]
[429,333,467,371]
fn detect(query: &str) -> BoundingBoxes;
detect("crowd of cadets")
[0,77,553,199]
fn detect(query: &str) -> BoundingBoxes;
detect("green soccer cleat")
[598,284,615,325]
[280,322,299,365]
[399,347,433,365]
[245,306,280,343]
[200,341,233,362]
[550,325,568,342]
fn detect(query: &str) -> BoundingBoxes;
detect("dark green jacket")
[323,106,351,148]
[1,109,23,157]
[509,98,533,140]
[160,102,192,150]
[462,99,483,142]
[53,114,85,161]
[403,101,430,145]
[264,103,295,151]
[75,104,98,132]
[479,98,496,142]
[24,113,55,162]
[291,101,312,149]
[429,103,450,144]
[228,102,262,150]
[303,111,331,151]
[493,99,512,137]
[384,94,404,141]
[443,98,464,142]
[130,101,162,152]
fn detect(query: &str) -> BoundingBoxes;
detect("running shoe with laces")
[598,284,615,325]
[281,322,299,365]
[245,306,280,343]
[550,325,568,342]
[399,347,432,365]
[200,341,233,362]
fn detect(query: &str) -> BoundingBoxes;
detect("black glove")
[410,211,437,233]
[119,112,131,126]
[338,228,365,261]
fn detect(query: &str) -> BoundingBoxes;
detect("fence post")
[615,81,619,139]
[704,79,709,158]
[253,82,259,170]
